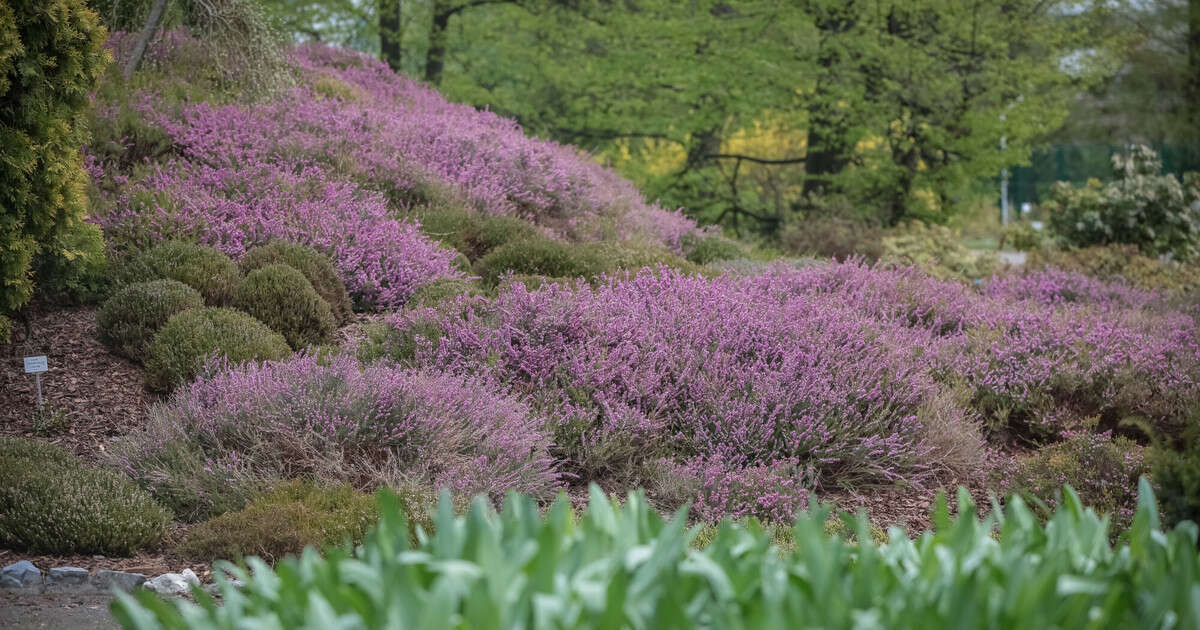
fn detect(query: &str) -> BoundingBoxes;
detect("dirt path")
[0,592,120,630]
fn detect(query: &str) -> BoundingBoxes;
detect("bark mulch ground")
[1,304,160,461]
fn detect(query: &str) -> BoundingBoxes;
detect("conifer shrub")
[116,241,242,306]
[180,481,378,563]
[241,241,353,324]
[145,307,290,390]
[97,279,205,362]
[0,0,109,322]
[235,264,336,350]
[0,437,169,556]
[34,219,109,304]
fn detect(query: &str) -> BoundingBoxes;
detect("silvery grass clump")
[112,480,1197,629]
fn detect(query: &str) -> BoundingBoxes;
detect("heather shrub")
[0,437,169,555]
[1000,429,1147,532]
[241,241,352,324]
[34,219,109,304]
[1045,146,1200,260]
[384,269,942,510]
[108,436,260,522]
[116,355,560,508]
[779,217,884,262]
[180,481,377,563]
[97,279,205,361]
[406,278,485,308]
[1027,244,1200,293]
[681,233,744,265]
[357,315,444,365]
[235,264,336,350]
[113,483,1200,630]
[115,241,241,306]
[145,307,290,390]
[882,221,997,279]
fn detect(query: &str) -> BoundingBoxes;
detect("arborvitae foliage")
[0,0,109,337]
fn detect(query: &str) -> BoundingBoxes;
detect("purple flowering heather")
[91,33,701,310]
[116,355,561,505]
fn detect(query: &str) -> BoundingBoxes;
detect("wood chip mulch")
[1,304,160,461]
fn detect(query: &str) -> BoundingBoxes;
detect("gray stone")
[94,570,146,592]
[0,560,42,589]
[46,566,91,588]
[145,570,200,596]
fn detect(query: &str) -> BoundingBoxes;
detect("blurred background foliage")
[87,0,1200,243]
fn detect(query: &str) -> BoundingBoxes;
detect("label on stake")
[23,356,48,373]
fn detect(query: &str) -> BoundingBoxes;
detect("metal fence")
[1008,143,1200,207]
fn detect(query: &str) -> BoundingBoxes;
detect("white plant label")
[23,356,48,373]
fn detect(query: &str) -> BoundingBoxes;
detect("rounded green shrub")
[474,237,583,285]
[97,279,205,361]
[407,278,485,308]
[681,234,745,265]
[0,437,170,556]
[117,240,241,306]
[145,307,290,390]
[474,238,702,286]
[416,208,539,261]
[235,264,336,350]
[241,241,352,323]
[180,480,378,563]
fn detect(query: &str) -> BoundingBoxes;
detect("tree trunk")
[123,0,169,80]
[380,0,403,71]
[424,1,451,85]
[1189,0,1200,137]
[802,4,856,197]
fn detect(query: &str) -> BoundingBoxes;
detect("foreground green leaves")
[113,480,1200,629]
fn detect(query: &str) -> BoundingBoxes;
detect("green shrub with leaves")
[882,221,998,280]
[1046,146,1200,261]
[681,233,744,265]
[0,0,109,323]
[241,241,352,323]
[999,221,1048,252]
[145,307,290,390]
[181,481,378,564]
[1000,430,1147,532]
[0,437,168,556]
[115,241,241,306]
[113,482,1199,630]
[235,264,335,350]
[97,279,205,361]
